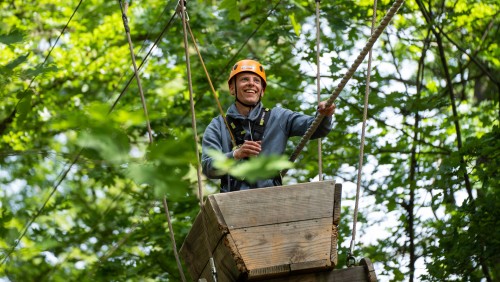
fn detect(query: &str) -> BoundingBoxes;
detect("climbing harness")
[226,107,271,147]
[221,107,283,192]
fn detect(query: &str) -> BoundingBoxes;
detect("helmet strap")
[234,80,261,108]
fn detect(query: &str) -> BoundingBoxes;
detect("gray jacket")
[201,102,332,192]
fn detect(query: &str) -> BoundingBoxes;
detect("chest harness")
[227,107,271,147]
[221,107,282,192]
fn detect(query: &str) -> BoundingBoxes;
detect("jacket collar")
[226,102,263,121]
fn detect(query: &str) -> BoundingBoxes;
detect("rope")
[162,197,187,282]
[0,153,80,266]
[110,6,178,114]
[111,0,175,110]
[347,0,378,267]
[119,0,154,143]
[186,22,237,148]
[315,0,323,181]
[178,1,218,281]
[280,0,405,177]
[176,0,282,127]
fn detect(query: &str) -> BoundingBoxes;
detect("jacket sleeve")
[201,117,234,179]
[280,108,333,139]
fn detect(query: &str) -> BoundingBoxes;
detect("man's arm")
[201,118,234,179]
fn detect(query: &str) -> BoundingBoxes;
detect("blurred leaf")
[77,126,130,164]
[208,150,293,183]
[0,29,26,45]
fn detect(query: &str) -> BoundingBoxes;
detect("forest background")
[0,0,499,281]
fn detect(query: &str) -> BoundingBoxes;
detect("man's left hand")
[318,101,336,116]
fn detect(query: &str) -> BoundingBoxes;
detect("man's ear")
[229,81,235,96]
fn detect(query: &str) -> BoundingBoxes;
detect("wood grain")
[231,218,333,276]
[214,181,336,230]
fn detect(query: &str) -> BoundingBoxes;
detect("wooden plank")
[198,233,245,282]
[180,197,228,280]
[262,266,373,282]
[248,264,290,280]
[330,225,338,266]
[230,217,334,279]
[359,258,378,282]
[213,180,336,230]
[290,259,332,272]
[333,183,342,226]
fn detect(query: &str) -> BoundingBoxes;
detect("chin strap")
[234,80,262,108]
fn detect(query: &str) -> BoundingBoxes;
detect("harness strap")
[226,107,271,147]
[221,107,274,191]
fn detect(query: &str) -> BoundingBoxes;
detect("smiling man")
[201,59,336,193]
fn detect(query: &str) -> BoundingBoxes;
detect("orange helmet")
[228,59,267,90]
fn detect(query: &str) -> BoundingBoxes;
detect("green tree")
[0,0,498,281]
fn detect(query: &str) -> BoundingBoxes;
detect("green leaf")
[0,29,26,45]
[4,53,29,70]
[16,91,32,123]
[219,0,240,21]
[208,150,293,184]
[76,126,130,164]
[289,13,301,37]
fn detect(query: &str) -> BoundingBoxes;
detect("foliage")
[208,150,293,183]
[0,0,499,281]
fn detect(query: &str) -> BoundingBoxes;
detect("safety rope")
[162,197,187,282]
[186,22,237,148]
[178,1,218,281]
[347,0,378,268]
[280,0,404,177]
[110,5,178,114]
[315,0,323,181]
[176,0,283,127]
[102,2,187,280]
[119,0,154,143]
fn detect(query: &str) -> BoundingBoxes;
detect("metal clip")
[210,257,218,282]
[176,0,190,22]
[346,253,356,267]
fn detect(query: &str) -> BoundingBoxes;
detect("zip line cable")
[178,1,218,281]
[23,0,84,95]
[43,189,127,281]
[280,0,405,177]
[2,0,84,137]
[315,0,323,181]
[347,0,378,267]
[109,6,178,114]
[0,153,80,266]
[110,1,174,106]
[0,0,84,266]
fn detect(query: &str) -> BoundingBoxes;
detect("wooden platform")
[180,181,344,281]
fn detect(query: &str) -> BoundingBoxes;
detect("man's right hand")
[233,140,262,160]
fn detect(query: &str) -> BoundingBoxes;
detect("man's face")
[230,72,264,104]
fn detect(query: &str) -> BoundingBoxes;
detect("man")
[202,59,335,193]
